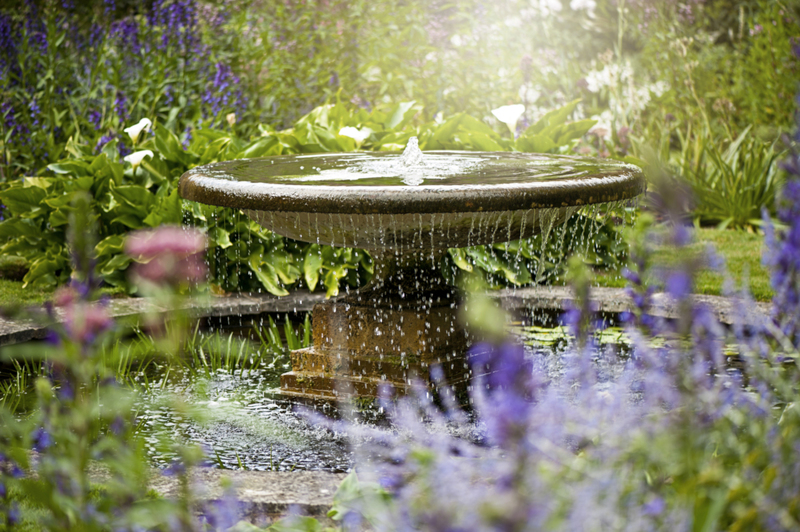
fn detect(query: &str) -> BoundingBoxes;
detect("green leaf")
[154,126,192,165]
[24,177,53,190]
[249,255,289,296]
[428,113,465,149]
[111,185,156,214]
[23,256,63,288]
[448,248,473,272]
[143,189,182,227]
[48,208,71,228]
[324,267,348,298]
[239,136,281,159]
[303,244,323,291]
[0,186,47,216]
[524,99,581,136]
[516,134,558,153]
[265,250,301,285]
[210,227,232,249]
[375,131,415,150]
[384,101,417,130]
[47,160,90,176]
[99,253,131,275]
[463,131,504,152]
[552,119,597,145]
[267,515,328,532]
[458,114,501,139]
[199,137,233,164]
[0,218,43,239]
[111,214,145,229]
[95,235,126,258]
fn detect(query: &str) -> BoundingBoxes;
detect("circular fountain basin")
[179,152,644,250]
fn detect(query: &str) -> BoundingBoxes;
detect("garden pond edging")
[0,287,770,347]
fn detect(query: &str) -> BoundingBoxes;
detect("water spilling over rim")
[179,150,645,215]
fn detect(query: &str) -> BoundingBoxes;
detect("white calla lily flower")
[124,149,154,170]
[491,104,525,136]
[123,118,152,145]
[339,126,372,145]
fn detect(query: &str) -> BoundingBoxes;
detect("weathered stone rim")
[179,152,646,215]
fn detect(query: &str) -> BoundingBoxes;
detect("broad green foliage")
[445,211,628,289]
[0,101,614,295]
[661,126,785,229]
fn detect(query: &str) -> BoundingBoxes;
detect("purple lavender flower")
[31,427,52,451]
[162,459,186,477]
[0,13,18,71]
[24,0,47,52]
[149,0,199,53]
[88,23,104,49]
[111,19,141,56]
[114,92,128,122]
[28,98,40,128]
[202,62,245,123]
[203,486,243,529]
[665,269,692,301]
[181,125,193,149]
[7,503,20,526]
[103,0,115,17]
[468,341,541,448]
[94,134,114,153]
[763,173,800,346]
[88,110,102,130]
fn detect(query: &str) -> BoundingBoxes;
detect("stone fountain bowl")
[178,151,645,251]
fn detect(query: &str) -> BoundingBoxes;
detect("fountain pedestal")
[281,251,470,401]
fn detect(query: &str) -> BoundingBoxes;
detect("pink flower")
[125,226,207,287]
[64,302,113,344]
[53,286,79,307]
[126,226,206,258]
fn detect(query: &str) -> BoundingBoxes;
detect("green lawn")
[596,227,773,302]
[0,279,55,307]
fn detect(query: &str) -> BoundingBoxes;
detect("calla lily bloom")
[491,104,525,136]
[123,118,152,145]
[123,149,154,170]
[339,126,372,145]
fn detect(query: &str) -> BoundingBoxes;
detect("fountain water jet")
[179,140,645,401]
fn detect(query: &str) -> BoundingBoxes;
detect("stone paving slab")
[498,286,770,326]
[0,291,326,347]
[0,287,770,347]
[150,468,347,526]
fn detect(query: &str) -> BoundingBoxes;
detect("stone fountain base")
[281,297,470,402]
[280,253,471,402]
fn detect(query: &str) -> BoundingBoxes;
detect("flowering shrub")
[0,208,208,530]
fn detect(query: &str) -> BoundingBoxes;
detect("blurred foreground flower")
[125,226,207,289]
[53,286,112,344]
[491,104,525,136]
[123,118,152,145]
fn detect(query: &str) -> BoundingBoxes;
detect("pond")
[131,311,639,473]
